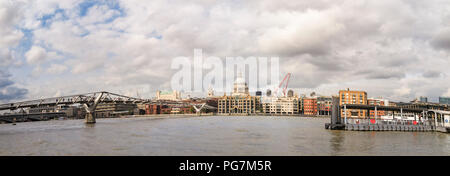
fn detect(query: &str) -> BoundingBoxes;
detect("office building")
[439,97,450,105]
[262,97,299,115]
[419,96,428,103]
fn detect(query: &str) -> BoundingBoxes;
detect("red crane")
[274,73,291,97]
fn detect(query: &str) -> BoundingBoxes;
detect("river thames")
[0,116,449,155]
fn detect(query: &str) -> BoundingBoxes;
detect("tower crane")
[273,73,291,97]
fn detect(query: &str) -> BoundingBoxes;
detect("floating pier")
[325,97,450,133]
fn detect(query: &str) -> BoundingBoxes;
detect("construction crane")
[273,73,291,97]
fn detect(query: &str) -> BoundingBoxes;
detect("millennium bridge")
[0,91,217,124]
[0,91,148,123]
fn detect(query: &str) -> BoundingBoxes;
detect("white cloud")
[25,46,47,64]
[78,4,120,25]
[258,8,344,56]
[0,1,23,47]
[0,0,24,69]
[46,63,67,74]
[31,65,43,77]
[394,86,411,97]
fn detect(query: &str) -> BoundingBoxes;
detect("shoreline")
[0,114,331,125]
[127,114,331,118]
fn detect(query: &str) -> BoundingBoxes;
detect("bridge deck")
[0,91,147,111]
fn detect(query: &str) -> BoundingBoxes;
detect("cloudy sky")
[0,0,450,103]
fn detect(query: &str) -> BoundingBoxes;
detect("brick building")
[303,98,317,115]
[339,89,367,118]
[144,104,193,114]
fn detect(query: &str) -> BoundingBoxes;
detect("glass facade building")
[439,97,450,105]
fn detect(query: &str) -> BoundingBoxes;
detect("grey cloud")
[356,68,405,80]
[431,28,450,51]
[0,49,13,67]
[378,54,419,67]
[366,71,405,79]
[0,70,28,101]
[0,86,28,101]
[0,1,27,101]
[301,55,347,72]
[281,59,338,89]
[0,78,13,88]
[0,1,21,27]
[422,70,441,78]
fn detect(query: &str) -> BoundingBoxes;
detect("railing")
[344,118,435,126]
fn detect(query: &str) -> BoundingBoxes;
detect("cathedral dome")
[232,72,249,96]
[235,73,246,85]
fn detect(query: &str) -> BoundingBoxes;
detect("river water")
[0,116,449,155]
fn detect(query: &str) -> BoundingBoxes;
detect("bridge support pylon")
[325,96,345,130]
[85,113,96,124]
[83,92,104,124]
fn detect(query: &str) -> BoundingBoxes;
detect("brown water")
[0,116,449,155]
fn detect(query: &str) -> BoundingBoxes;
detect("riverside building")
[156,90,182,101]
[339,88,368,118]
[317,96,332,116]
[440,97,450,105]
[368,98,388,118]
[303,98,317,115]
[217,73,261,114]
[262,96,300,115]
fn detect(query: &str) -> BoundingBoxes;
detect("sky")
[0,0,450,103]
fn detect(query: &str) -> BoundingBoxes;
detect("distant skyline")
[1,0,450,103]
